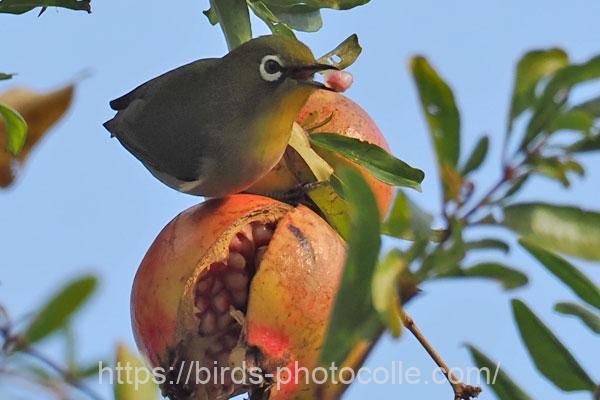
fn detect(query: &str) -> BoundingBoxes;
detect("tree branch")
[400,311,481,400]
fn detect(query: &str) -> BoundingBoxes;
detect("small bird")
[104,35,337,197]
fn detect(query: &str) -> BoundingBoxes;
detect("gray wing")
[103,58,221,182]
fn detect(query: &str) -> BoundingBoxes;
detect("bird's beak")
[288,63,339,90]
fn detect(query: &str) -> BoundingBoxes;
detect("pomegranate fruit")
[131,194,349,399]
[249,90,393,219]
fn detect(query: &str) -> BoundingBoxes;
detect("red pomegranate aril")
[196,276,213,293]
[252,223,274,246]
[195,296,209,314]
[208,341,224,354]
[212,291,230,313]
[227,252,246,270]
[223,333,238,349]
[131,195,351,399]
[217,313,234,330]
[224,272,248,291]
[212,279,225,295]
[199,311,217,336]
[231,290,248,307]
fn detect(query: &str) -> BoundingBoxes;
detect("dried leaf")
[0,84,74,187]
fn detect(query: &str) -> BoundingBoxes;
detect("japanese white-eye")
[103,35,337,197]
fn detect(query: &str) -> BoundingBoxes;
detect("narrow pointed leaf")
[508,48,569,128]
[259,4,323,31]
[261,0,370,12]
[503,202,600,261]
[317,34,362,70]
[210,0,252,50]
[567,134,600,153]
[23,275,98,345]
[460,135,489,175]
[446,263,528,290]
[202,7,218,25]
[310,133,424,190]
[308,183,351,241]
[520,240,600,309]
[0,103,27,156]
[320,168,382,366]
[114,343,158,400]
[410,56,460,168]
[522,55,600,149]
[466,344,534,400]
[555,302,600,334]
[547,109,595,134]
[511,299,595,391]
[382,190,432,240]
[0,0,90,14]
[1,84,74,188]
[0,73,15,81]
[465,239,510,253]
[372,250,405,336]
[247,1,296,37]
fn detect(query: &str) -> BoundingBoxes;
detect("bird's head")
[222,35,339,97]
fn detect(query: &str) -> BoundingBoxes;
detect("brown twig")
[400,311,481,400]
[0,325,102,400]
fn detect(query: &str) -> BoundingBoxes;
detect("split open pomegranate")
[131,194,349,399]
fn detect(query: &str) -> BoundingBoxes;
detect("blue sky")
[1,1,599,399]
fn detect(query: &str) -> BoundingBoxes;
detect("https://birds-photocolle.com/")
[103,35,339,197]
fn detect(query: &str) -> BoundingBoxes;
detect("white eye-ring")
[259,55,284,82]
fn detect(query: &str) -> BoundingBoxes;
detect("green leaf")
[410,56,460,169]
[114,343,158,400]
[202,7,218,25]
[529,156,584,188]
[503,174,530,200]
[464,239,510,253]
[260,0,370,12]
[310,133,425,190]
[307,182,351,241]
[466,344,534,400]
[372,250,405,337]
[547,108,595,134]
[382,191,432,240]
[210,0,252,50]
[0,0,90,14]
[573,95,600,116]
[521,54,600,149]
[320,168,382,366]
[443,262,528,290]
[460,135,489,176]
[554,302,600,334]
[23,275,98,345]
[504,202,600,261]
[0,103,28,156]
[317,34,362,70]
[266,8,322,32]
[511,299,595,392]
[419,221,465,278]
[567,134,600,153]
[247,1,296,37]
[508,48,569,129]
[0,73,15,81]
[520,240,600,309]
[75,361,107,378]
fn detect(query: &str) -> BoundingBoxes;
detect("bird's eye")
[260,55,284,82]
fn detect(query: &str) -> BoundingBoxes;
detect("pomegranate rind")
[246,205,346,399]
[131,195,291,368]
[297,90,393,218]
[248,90,393,219]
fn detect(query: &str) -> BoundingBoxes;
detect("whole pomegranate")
[249,90,393,219]
[131,194,350,399]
